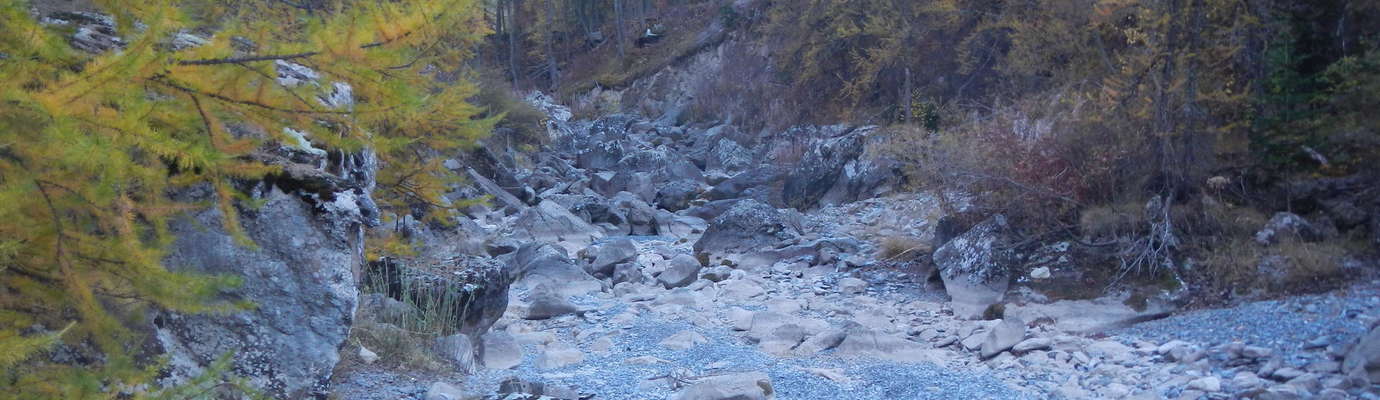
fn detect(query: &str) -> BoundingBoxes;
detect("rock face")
[932,215,1016,319]
[156,185,368,398]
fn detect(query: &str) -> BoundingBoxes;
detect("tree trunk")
[614,0,626,60]
[902,67,912,124]
[508,0,522,88]
[544,0,560,90]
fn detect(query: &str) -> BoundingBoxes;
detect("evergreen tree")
[0,0,491,396]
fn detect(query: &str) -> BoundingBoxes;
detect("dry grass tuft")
[1078,202,1145,239]
[877,236,931,261]
[1203,236,1357,294]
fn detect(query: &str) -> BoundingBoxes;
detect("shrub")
[473,71,548,147]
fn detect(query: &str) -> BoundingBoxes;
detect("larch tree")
[0,0,492,396]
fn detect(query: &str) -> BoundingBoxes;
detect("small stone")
[799,367,853,384]
[838,278,868,295]
[625,356,671,365]
[1241,345,1274,359]
[660,330,710,351]
[1232,371,1266,391]
[1030,267,1051,280]
[1271,367,1306,381]
[424,382,467,400]
[1188,376,1222,392]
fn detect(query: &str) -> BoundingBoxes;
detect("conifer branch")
[152,76,355,115]
[175,37,401,66]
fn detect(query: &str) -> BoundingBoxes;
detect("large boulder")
[693,200,800,264]
[1343,323,1380,384]
[705,166,786,205]
[933,215,1016,319]
[1255,212,1330,245]
[508,200,605,253]
[706,138,754,172]
[576,138,625,171]
[657,255,704,289]
[655,211,708,240]
[587,239,639,277]
[610,192,660,235]
[362,255,512,338]
[508,243,603,298]
[655,179,702,212]
[782,128,866,210]
[155,185,368,398]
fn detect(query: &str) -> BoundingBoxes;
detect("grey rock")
[706,137,754,173]
[611,262,647,285]
[706,166,786,205]
[1012,337,1053,353]
[694,199,800,260]
[610,192,661,235]
[838,277,868,295]
[481,331,523,370]
[1343,323,1380,384]
[508,200,604,253]
[363,255,512,338]
[655,180,702,212]
[155,185,370,398]
[980,318,1026,359]
[526,289,580,320]
[701,266,733,282]
[658,255,704,289]
[535,341,585,369]
[932,215,1016,319]
[1255,212,1328,245]
[589,239,638,277]
[425,382,470,400]
[1188,376,1222,392]
[434,334,478,373]
[796,329,847,354]
[670,371,774,400]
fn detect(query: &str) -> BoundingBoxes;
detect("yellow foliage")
[0,0,491,396]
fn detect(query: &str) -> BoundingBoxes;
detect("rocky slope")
[327,95,1380,400]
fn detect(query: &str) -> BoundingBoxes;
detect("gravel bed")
[463,316,1027,399]
[1114,281,1380,365]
